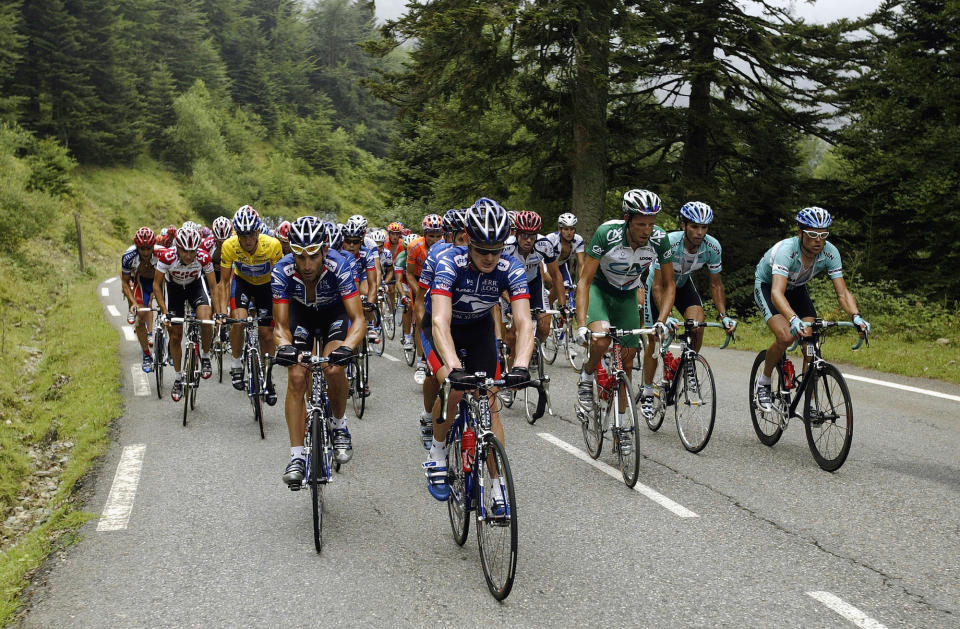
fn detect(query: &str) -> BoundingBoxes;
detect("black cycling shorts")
[231,276,274,325]
[754,281,816,322]
[289,301,350,354]
[166,279,211,319]
[645,279,703,326]
[421,314,500,379]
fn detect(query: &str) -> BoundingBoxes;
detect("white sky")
[373,0,883,25]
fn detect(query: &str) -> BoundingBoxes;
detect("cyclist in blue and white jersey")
[272,217,366,484]
[121,227,162,372]
[753,207,870,411]
[644,201,737,353]
[342,216,381,342]
[420,199,533,507]
[545,212,585,306]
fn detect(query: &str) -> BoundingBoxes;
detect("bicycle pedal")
[288,482,302,492]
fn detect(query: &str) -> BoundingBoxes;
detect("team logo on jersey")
[453,293,490,312]
[453,253,468,266]
[283,263,295,276]
[294,326,309,340]
[481,278,499,292]
[330,319,344,330]
[606,227,623,243]
[592,245,604,256]
[497,258,510,271]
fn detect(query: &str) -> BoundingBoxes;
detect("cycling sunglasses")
[290,243,325,256]
[470,244,505,257]
[802,229,829,240]
[343,237,363,245]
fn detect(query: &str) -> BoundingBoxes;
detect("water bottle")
[461,428,476,472]
[663,351,678,381]
[782,359,795,390]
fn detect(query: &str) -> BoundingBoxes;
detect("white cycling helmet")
[558,212,577,227]
[402,233,418,247]
[371,228,387,244]
[622,189,661,215]
[175,227,201,251]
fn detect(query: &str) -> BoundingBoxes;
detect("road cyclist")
[121,226,162,373]
[408,214,446,385]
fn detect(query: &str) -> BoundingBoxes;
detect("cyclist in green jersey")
[575,189,676,419]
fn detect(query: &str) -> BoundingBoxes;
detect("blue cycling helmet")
[679,201,714,225]
[796,206,832,229]
[464,198,511,245]
[289,216,327,248]
[233,205,262,234]
[442,209,465,233]
[326,222,343,249]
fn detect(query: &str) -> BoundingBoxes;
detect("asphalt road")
[18,279,960,628]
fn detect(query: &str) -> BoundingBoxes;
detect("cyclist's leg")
[583,284,613,374]
[756,281,795,377]
[167,284,186,372]
[677,281,705,351]
[229,277,248,360]
[641,282,660,387]
[190,280,214,354]
[607,287,642,413]
[530,277,551,342]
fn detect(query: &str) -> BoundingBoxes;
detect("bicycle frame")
[657,320,729,407]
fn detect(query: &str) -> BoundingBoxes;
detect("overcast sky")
[373,0,884,24]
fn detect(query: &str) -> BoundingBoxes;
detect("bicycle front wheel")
[541,321,559,365]
[523,349,545,425]
[566,319,584,371]
[154,328,165,399]
[248,352,264,439]
[382,299,396,340]
[581,377,604,459]
[748,351,785,446]
[352,355,366,419]
[476,436,518,601]
[182,346,194,427]
[310,413,324,553]
[446,429,470,546]
[612,378,641,487]
[804,363,853,472]
[372,307,385,357]
[674,353,716,454]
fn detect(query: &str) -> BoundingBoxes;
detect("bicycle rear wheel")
[248,352,264,439]
[612,378,640,487]
[446,428,470,546]
[565,318,584,371]
[748,351,786,446]
[182,345,194,427]
[675,353,716,454]
[310,412,324,553]
[581,376,604,459]
[804,363,853,471]
[476,436,518,601]
[154,328,165,399]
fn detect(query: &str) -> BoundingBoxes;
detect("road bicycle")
[139,306,168,399]
[398,295,416,366]
[542,286,579,368]
[269,353,340,553]
[347,335,369,419]
[441,370,545,600]
[579,327,658,487]
[379,285,396,341]
[637,320,733,453]
[363,297,386,357]
[522,308,557,424]
[222,311,268,439]
[211,320,230,383]
[168,310,215,427]
[748,319,868,471]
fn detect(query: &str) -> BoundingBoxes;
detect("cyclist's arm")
[546,259,566,307]
[218,265,235,315]
[576,256,600,328]
[708,273,729,319]
[429,293,461,377]
[413,282,427,324]
[574,251,585,283]
[371,258,382,300]
[541,262,553,290]
[655,263,676,323]
[510,297,534,369]
[153,273,168,316]
[341,294,367,350]
[272,300,293,347]
[121,273,137,307]
[831,276,861,318]
[637,277,647,307]
[204,270,220,313]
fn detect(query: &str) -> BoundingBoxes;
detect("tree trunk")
[680,0,720,201]
[571,1,612,235]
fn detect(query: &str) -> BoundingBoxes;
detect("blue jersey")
[362,244,378,273]
[755,237,843,288]
[337,248,368,284]
[417,241,455,290]
[426,246,530,324]
[271,250,359,310]
[121,244,160,278]
[648,232,723,290]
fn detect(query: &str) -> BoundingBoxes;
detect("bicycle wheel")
[382,299,396,340]
[476,435,518,601]
[803,363,853,471]
[497,344,515,408]
[310,412,324,553]
[540,320,559,365]
[635,346,667,431]
[352,355,366,419]
[748,350,786,446]
[446,427,470,546]
[674,353,716,454]
[372,306,385,357]
[611,377,641,487]
[565,319,584,371]
[581,375,604,459]
[248,352,264,439]
[182,345,193,427]
[154,328,165,399]
[189,345,199,411]
[403,340,416,367]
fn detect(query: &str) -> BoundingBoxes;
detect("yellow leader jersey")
[220,234,283,285]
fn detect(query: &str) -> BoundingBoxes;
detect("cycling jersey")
[361,244,378,274]
[406,237,430,283]
[503,234,558,283]
[754,237,842,288]
[426,246,529,324]
[270,250,359,310]
[545,231,584,266]
[649,232,722,289]
[156,248,214,286]
[379,246,394,269]
[417,242,454,291]
[220,234,283,285]
[121,245,161,280]
[587,220,672,291]
[337,248,368,285]
[200,235,216,257]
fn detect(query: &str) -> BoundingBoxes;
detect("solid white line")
[97,444,146,531]
[845,374,960,403]
[381,352,400,362]
[122,326,137,342]
[104,277,118,284]
[806,592,888,629]
[537,433,698,518]
[100,287,109,297]
[130,364,151,396]
[106,304,121,317]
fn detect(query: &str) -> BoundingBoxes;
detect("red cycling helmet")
[401,227,411,236]
[514,210,542,233]
[134,226,156,247]
[276,220,292,242]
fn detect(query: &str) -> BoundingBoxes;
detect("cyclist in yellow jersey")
[218,205,284,400]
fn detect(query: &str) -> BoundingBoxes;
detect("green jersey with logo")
[587,220,673,292]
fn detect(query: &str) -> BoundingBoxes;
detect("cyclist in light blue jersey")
[644,202,736,355]
[753,207,870,411]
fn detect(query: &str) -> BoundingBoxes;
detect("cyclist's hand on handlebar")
[504,366,530,389]
[789,315,809,337]
[665,316,681,332]
[653,321,669,339]
[722,316,737,333]
[447,368,477,390]
[575,326,590,345]
[852,314,871,334]
[328,345,355,365]
[275,344,300,366]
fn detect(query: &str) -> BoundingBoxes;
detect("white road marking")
[806,592,888,629]
[104,276,118,284]
[845,374,960,403]
[130,364,151,396]
[537,433,698,518]
[107,305,121,317]
[97,444,146,531]
[381,353,400,362]
[100,287,109,297]
[122,326,137,342]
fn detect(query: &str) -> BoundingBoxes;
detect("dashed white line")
[806,592,888,629]
[130,364,151,396]
[122,326,137,342]
[100,287,109,297]
[537,433,698,518]
[845,374,960,403]
[104,276,118,284]
[107,304,121,317]
[381,353,400,362]
[97,444,146,531]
